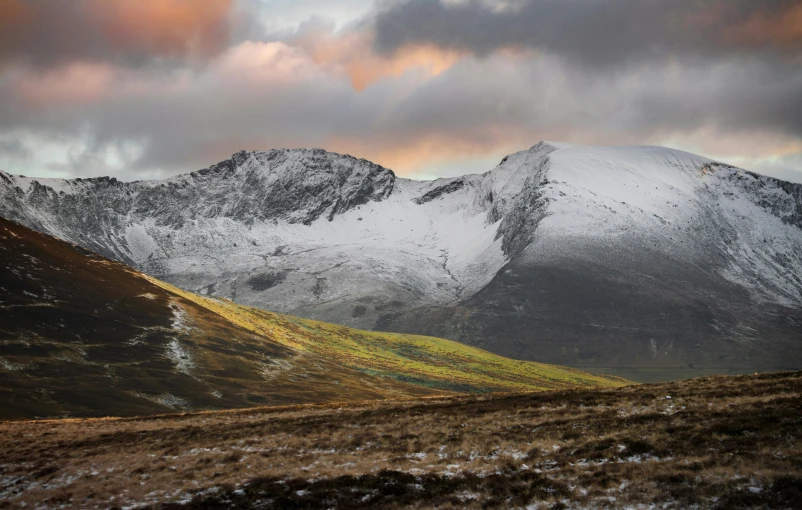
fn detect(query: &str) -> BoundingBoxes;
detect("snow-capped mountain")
[2,142,801,372]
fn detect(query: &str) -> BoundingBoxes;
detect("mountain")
[0,217,620,419]
[2,142,801,377]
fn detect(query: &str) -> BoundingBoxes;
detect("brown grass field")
[0,371,800,509]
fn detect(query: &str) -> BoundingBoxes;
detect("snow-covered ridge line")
[0,143,562,322]
[1,142,801,359]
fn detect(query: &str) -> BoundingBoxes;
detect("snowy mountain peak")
[1,143,801,372]
[171,148,397,225]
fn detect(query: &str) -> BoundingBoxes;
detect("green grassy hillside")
[146,276,622,394]
[0,217,626,419]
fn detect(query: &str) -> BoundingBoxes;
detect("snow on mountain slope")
[0,147,515,327]
[530,145,802,305]
[377,146,802,372]
[2,142,801,371]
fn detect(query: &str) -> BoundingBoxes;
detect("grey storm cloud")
[373,0,802,65]
[370,0,802,141]
[0,139,31,160]
[0,0,799,182]
[4,52,798,179]
[626,61,802,136]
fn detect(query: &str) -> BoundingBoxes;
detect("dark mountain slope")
[0,218,418,418]
[377,245,802,375]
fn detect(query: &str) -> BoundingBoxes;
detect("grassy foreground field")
[1,371,800,509]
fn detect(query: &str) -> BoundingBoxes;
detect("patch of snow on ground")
[169,303,193,332]
[0,357,24,371]
[166,339,194,375]
[134,392,191,410]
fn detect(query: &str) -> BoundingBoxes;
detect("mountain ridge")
[2,142,801,376]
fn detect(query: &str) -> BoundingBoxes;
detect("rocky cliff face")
[0,149,395,263]
[2,142,801,374]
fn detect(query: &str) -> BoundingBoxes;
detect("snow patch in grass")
[134,392,191,410]
[169,302,193,332]
[0,357,24,371]
[166,339,194,375]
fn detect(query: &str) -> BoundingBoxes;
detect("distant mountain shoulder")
[1,142,801,378]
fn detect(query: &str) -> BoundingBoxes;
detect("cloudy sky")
[0,0,800,182]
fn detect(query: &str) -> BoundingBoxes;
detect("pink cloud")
[10,61,118,109]
[293,22,463,91]
[0,0,235,66]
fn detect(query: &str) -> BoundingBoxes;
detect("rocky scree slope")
[1,143,801,373]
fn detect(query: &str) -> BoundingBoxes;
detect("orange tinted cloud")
[0,0,234,66]
[684,1,802,52]
[324,126,536,176]
[0,0,32,30]
[721,3,802,50]
[9,62,118,108]
[296,28,462,91]
[190,123,535,178]
[662,127,802,163]
[213,41,322,87]
[85,0,232,59]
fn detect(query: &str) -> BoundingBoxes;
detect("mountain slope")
[379,145,802,374]
[0,217,620,419]
[1,143,801,375]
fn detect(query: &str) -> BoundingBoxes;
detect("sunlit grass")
[144,275,627,393]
